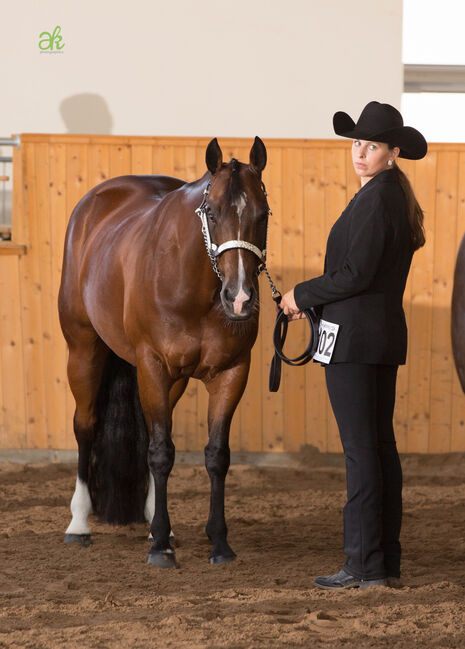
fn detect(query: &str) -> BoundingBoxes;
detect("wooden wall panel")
[0,256,26,447]
[2,134,465,455]
[430,152,460,452]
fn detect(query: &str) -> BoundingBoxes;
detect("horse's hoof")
[209,552,236,565]
[147,550,178,569]
[64,533,92,547]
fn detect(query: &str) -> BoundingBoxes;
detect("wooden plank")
[0,256,27,447]
[405,154,437,453]
[34,143,55,448]
[48,143,70,449]
[303,147,327,452]
[11,145,24,244]
[131,145,153,175]
[451,152,465,452]
[0,243,26,255]
[429,151,459,453]
[183,145,198,183]
[281,147,306,452]
[152,145,174,176]
[109,143,131,178]
[17,144,48,448]
[172,145,196,183]
[322,149,348,453]
[88,143,110,189]
[2,145,28,448]
[261,147,285,452]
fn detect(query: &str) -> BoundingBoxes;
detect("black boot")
[314,568,387,590]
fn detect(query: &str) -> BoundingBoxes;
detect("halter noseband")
[194,179,271,281]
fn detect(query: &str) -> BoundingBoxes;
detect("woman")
[280,101,427,589]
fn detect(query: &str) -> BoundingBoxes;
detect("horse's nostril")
[225,287,237,303]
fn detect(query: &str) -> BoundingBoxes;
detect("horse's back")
[67,174,186,241]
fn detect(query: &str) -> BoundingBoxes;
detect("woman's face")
[351,140,399,183]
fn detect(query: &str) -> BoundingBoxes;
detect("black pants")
[324,363,402,580]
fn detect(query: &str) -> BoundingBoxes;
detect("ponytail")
[393,163,426,251]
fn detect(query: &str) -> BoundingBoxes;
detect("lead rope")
[255,188,320,392]
[258,236,320,393]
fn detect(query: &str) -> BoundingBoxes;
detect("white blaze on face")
[233,247,249,314]
[231,192,249,314]
[65,477,92,535]
[233,192,247,222]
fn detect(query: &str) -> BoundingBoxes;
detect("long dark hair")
[391,156,425,251]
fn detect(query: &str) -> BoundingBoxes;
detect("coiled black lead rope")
[269,295,320,392]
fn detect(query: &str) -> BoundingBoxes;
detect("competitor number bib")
[313,319,339,364]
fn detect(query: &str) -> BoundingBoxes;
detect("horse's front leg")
[204,359,250,564]
[137,350,177,568]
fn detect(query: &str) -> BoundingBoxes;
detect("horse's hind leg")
[64,330,108,546]
[204,360,250,564]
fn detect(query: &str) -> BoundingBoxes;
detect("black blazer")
[294,169,413,365]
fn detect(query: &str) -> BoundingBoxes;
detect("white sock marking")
[145,473,175,543]
[144,472,155,522]
[65,477,92,535]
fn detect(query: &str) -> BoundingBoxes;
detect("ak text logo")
[39,26,65,53]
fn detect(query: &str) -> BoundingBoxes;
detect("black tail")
[88,351,149,525]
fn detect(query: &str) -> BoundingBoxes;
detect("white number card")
[313,319,339,364]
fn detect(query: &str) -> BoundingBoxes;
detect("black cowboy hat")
[333,101,427,160]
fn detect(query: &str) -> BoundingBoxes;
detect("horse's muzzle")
[221,285,256,320]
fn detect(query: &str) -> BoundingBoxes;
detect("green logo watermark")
[39,26,65,52]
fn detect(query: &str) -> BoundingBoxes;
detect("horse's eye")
[206,208,216,223]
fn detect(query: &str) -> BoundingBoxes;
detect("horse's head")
[200,136,269,321]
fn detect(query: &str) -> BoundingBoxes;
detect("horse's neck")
[141,176,220,313]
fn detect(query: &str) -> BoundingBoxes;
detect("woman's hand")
[279,289,305,320]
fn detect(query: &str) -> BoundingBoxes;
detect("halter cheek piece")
[195,179,271,282]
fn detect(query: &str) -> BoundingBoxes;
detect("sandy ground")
[1,450,465,649]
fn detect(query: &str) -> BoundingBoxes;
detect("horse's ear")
[206,138,223,175]
[249,136,267,176]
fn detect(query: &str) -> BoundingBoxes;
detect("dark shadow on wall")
[60,93,114,134]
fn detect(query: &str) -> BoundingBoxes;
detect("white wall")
[2,0,402,139]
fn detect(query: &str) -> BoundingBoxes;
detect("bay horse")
[452,232,465,391]
[58,137,269,567]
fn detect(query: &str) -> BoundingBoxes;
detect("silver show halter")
[195,180,281,300]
